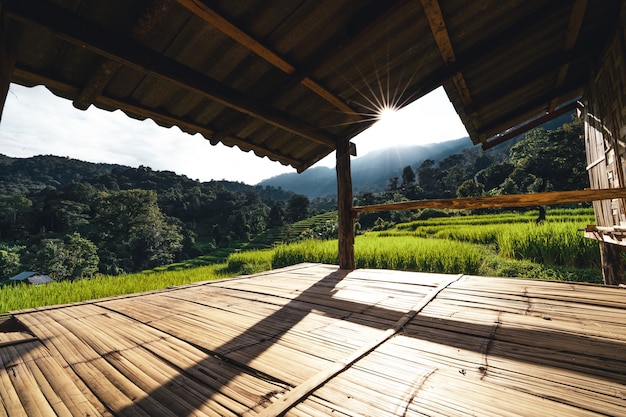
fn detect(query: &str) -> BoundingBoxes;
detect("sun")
[376,105,399,124]
[376,105,398,122]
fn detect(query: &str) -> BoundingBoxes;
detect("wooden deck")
[1,263,625,416]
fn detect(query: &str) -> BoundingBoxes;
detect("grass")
[225,208,601,283]
[0,264,229,314]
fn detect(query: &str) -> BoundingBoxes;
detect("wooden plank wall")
[583,3,626,284]
[584,3,626,228]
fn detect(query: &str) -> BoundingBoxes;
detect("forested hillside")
[0,162,308,279]
[0,154,121,195]
[259,137,473,198]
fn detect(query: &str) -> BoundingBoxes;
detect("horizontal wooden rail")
[353,188,626,213]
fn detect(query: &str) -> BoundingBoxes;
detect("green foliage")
[508,118,587,192]
[383,114,587,202]
[94,189,184,273]
[21,233,99,280]
[354,235,483,273]
[456,179,484,198]
[0,245,22,279]
[401,165,416,187]
[287,194,310,222]
[478,253,602,284]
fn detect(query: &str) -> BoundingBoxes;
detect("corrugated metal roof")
[2,0,620,171]
[8,271,40,281]
[3,264,626,416]
[8,271,53,284]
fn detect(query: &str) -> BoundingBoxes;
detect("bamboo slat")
[141,337,288,408]
[256,274,462,416]
[3,264,626,416]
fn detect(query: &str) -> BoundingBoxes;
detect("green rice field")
[0,208,602,314]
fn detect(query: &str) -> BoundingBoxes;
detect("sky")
[0,84,468,185]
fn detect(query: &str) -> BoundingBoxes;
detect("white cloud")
[0,84,468,184]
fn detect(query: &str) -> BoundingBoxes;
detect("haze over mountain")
[258,137,472,198]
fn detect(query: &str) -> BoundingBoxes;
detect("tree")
[268,202,285,227]
[457,180,484,198]
[64,233,99,279]
[94,189,183,272]
[0,195,32,239]
[387,177,399,192]
[22,233,99,280]
[401,165,415,187]
[25,238,69,280]
[0,246,21,279]
[416,159,440,198]
[508,117,587,192]
[287,194,310,223]
[475,162,515,192]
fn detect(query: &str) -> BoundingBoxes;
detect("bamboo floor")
[1,263,625,416]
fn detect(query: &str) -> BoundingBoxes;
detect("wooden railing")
[353,188,626,214]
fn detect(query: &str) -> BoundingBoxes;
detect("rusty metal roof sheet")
[2,0,621,170]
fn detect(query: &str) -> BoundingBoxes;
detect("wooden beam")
[382,1,574,124]
[73,60,122,110]
[74,0,172,110]
[336,138,355,270]
[353,188,626,213]
[549,0,587,112]
[475,80,584,140]
[175,0,359,119]
[600,242,625,286]
[0,6,16,123]
[482,101,579,150]
[420,0,473,107]
[5,0,339,149]
[463,47,581,116]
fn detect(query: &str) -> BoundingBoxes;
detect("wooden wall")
[584,39,626,226]
[583,4,626,284]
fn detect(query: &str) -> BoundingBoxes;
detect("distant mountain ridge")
[258,137,473,198]
[0,154,122,196]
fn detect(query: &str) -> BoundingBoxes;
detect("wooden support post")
[0,6,16,123]
[336,138,355,270]
[599,242,625,286]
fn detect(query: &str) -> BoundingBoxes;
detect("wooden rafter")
[73,60,122,111]
[73,0,172,110]
[180,0,406,145]
[420,0,473,107]
[175,0,360,120]
[549,0,587,111]
[482,101,580,150]
[5,0,338,149]
[476,80,584,139]
[12,67,304,169]
[0,1,16,123]
[464,47,581,115]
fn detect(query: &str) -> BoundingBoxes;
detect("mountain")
[257,137,473,198]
